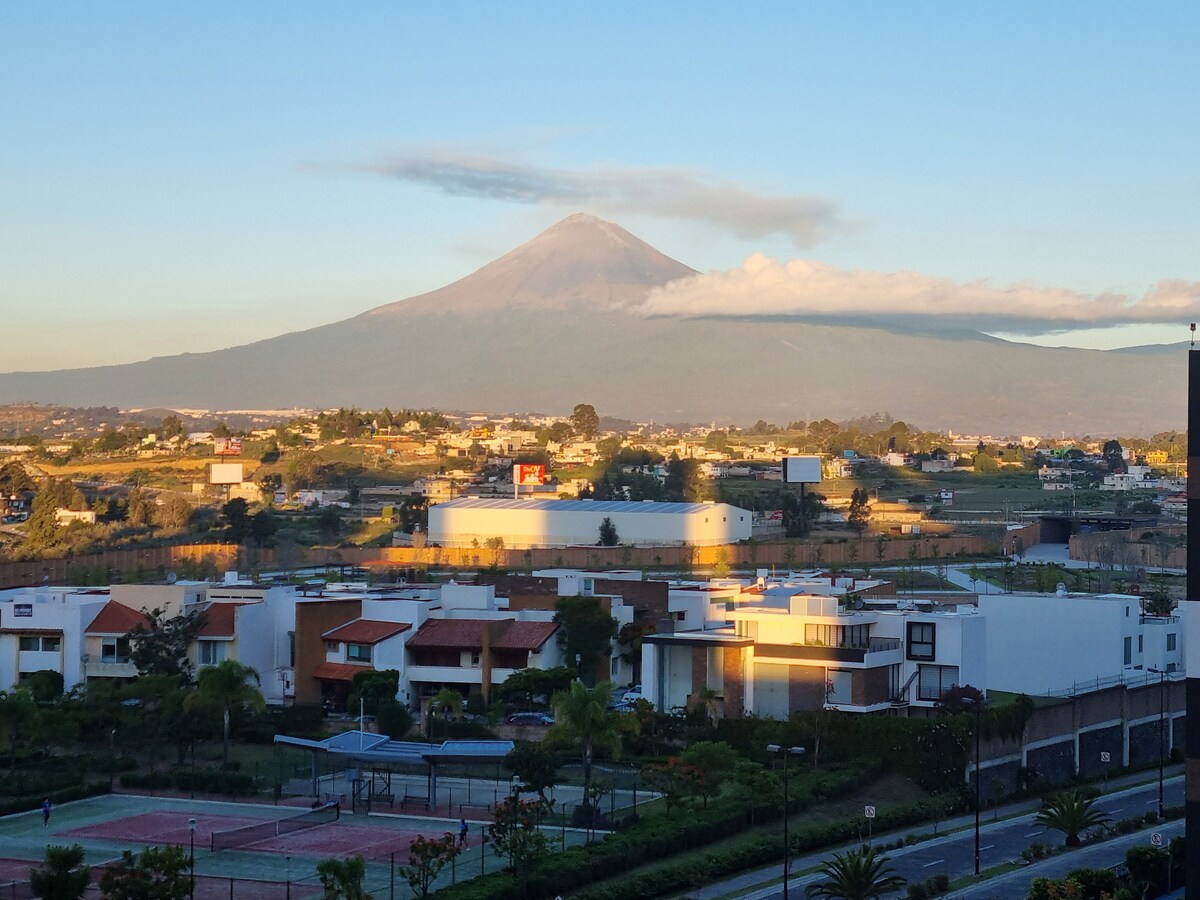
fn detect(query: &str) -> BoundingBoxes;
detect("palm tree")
[191,659,264,765]
[1034,790,1111,847]
[551,680,620,819]
[806,845,905,900]
[428,687,463,739]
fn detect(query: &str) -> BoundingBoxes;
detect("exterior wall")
[294,598,362,705]
[428,502,752,548]
[0,590,107,691]
[979,593,1146,695]
[236,589,298,704]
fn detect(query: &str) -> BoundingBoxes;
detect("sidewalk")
[685,765,1182,900]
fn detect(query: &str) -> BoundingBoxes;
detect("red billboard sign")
[214,437,243,456]
[513,464,546,486]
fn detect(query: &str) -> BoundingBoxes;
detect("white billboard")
[783,456,822,484]
[209,463,244,485]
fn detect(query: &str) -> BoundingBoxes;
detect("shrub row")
[0,781,111,817]
[432,793,955,900]
[121,768,257,796]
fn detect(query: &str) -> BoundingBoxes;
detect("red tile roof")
[492,621,559,651]
[198,603,237,638]
[313,662,369,682]
[322,619,411,644]
[406,618,558,652]
[86,602,151,635]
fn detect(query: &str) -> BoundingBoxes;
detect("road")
[735,776,1182,900]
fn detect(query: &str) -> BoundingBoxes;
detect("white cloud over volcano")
[638,254,1200,332]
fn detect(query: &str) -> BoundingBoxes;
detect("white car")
[620,685,643,704]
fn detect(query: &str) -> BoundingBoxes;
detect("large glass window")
[18,635,60,652]
[907,622,936,660]
[827,670,852,705]
[347,643,372,663]
[917,665,959,701]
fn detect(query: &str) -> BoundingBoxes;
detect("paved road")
[732,776,1182,900]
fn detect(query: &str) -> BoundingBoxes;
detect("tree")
[23,487,63,551]
[398,834,459,900]
[496,667,573,710]
[1034,791,1111,847]
[505,743,559,799]
[220,498,250,543]
[153,497,193,531]
[551,681,621,823]
[159,415,185,441]
[98,846,191,900]
[680,740,738,808]
[570,403,600,439]
[315,854,370,900]
[26,669,65,703]
[347,669,399,717]
[597,517,619,546]
[0,689,37,773]
[191,659,264,765]
[805,844,905,900]
[248,509,278,547]
[731,759,781,824]
[127,607,207,679]
[640,756,705,812]
[553,596,617,684]
[847,488,871,532]
[30,844,90,900]
[487,796,552,892]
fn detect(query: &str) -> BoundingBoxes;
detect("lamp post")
[188,817,196,900]
[767,744,806,900]
[966,698,985,876]
[1149,667,1167,818]
[508,775,520,874]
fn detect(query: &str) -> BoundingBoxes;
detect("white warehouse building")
[427,498,753,548]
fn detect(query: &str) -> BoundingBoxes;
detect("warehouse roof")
[433,499,744,514]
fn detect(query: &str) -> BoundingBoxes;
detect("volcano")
[0,214,1186,432]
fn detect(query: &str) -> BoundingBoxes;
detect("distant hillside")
[0,214,1187,433]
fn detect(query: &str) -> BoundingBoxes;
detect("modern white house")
[642,590,984,718]
[978,591,1186,696]
[426,498,753,548]
[0,587,111,690]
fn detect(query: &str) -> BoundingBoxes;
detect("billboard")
[783,456,822,484]
[214,437,243,456]
[513,464,546,486]
[209,463,245,485]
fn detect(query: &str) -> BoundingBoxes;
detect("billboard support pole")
[1186,335,1199,900]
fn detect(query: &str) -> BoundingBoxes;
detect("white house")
[427,498,752,548]
[979,591,1185,696]
[0,587,111,690]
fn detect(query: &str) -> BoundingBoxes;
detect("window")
[101,638,130,662]
[347,643,372,663]
[1138,635,1144,653]
[288,632,296,666]
[917,665,959,701]
[888,664,901,700]
[907,622,936,660]
[1123,636,1132,666]
[18,635,60,652]
[470,652,481,668]
[1168,633,1177,651]
[826,669,852,705]
[325,640,340,653]
[197,641,226,666]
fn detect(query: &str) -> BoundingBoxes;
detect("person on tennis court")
[41,798,51,828]
[458,818,468,847]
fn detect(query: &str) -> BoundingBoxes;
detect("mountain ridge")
[0,214,1187,433]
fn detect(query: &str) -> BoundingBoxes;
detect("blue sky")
[2,3,1198,370]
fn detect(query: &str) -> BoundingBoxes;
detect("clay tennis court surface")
[63,810,475,860]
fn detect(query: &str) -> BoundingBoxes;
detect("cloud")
[360,153,842,247]
[635,254,1200,332]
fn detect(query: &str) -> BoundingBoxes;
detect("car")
[505,712,555,726]
[620,685,643,704]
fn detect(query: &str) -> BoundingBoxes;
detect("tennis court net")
[211,802,340,851]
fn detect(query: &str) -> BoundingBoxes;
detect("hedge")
[121,768,256,796]
[0,781,111,817]
[432,789,954,900]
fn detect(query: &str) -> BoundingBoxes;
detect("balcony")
[85,658,139,679]
[407,664,485,686]
[756,638,902,666]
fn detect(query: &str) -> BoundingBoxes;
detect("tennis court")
[0,791,583,897]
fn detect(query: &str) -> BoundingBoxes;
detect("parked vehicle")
[504,712,555,726]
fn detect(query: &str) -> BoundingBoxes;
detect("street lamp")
[767,744,806,900]
[963,696,987,876]
[1149,667,1167,818]
[187,818,196,900]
